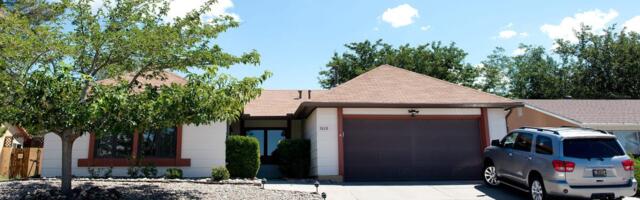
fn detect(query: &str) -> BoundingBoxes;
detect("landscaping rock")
[0,179,320,200]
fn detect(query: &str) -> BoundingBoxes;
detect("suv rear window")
[563,138,625,159]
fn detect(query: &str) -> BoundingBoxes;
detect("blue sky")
[100,0,640,89]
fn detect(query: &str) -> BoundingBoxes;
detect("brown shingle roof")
[245,65,522,117]
[523,99,640,124]
[311,65,515,105]
[243,90,326,117]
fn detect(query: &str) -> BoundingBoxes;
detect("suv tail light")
[553,160,575,172]
[622,159,634,171]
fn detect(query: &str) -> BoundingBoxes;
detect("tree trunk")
[60,132,77,196]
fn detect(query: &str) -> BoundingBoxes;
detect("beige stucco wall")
[304,108,339,177]
[41,122,227,178]
[507,107,577,132]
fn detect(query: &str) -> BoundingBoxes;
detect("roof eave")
[293,101,524,118]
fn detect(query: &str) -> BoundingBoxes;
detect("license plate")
[592,169,607,177]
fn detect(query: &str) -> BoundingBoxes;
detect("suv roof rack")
[519,127,559,135]
[559,126,611,135]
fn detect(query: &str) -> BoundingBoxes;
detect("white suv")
[483,127,637,200]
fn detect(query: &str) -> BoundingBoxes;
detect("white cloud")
[168,0,239,21]
[89,0,239,22]
[499,30,518,39]
[420,26,431,31]
[540,9,619,42]
[496,23,528,39]
[381,4,419,28]
[512,48,527,56]
[623,16,640,33]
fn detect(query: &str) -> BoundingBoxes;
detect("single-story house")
[507,99,640,155]
[42,65,522,181]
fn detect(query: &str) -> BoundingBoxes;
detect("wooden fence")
[0,136,43,179]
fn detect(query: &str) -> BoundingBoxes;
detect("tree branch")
[127,62,153,89]
[23,51,46,77]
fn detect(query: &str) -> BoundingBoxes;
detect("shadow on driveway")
[474,184,527,200]
[266,180,532,200]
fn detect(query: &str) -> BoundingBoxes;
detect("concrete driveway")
[266,181,640,200]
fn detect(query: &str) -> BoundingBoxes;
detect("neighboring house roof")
[1,124,31,139]
[243,90,326,117]
[522,99,640,125]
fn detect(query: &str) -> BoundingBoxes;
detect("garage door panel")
[344,118,482,181]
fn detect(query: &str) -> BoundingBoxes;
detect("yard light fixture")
[314,180,320,194]
[261,178,267,189]
[408,109,419,117]
[321,192,327,200]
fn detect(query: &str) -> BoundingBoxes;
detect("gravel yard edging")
[0,179,322,200]
[30,177,263,186]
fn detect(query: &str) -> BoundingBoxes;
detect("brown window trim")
[78,125,190,167]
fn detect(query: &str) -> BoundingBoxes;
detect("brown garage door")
[343,118,483,181]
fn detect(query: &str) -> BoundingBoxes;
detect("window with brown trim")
[139,127,177,158]
[78,125,190,167]
[94,132,133,158]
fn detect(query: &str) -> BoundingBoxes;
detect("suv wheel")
[530,177,547,200]
[483,164,500,186]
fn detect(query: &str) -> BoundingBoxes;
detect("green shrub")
[127,166,140,178]
[88,167,114,178]
[104,167,113,178]
[226,135,260,178]
[88,167,102,178]
[127,157,141,178]
[166,168,183,179]
[141,163,158,178]
[211,166,231,181]
[272,139,310,178]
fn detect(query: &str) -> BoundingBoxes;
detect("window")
[535,135,553,155]
[501,132,518,149]
[563,138,625,159]
[94,132,133,158]
[79,125,190,167]
[612,131,640,155]
[246,129,286,160]
[266,130,284,156]
[139,127,177,158]
[246,130,265,156]
[513,132,533,152]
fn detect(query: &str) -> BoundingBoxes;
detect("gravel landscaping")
[0,179,322,200]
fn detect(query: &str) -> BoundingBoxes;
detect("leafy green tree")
[555,26,640,98]
[477,47,512,96]
[0,0,269,194]
[508,45,564,99]
[318,39,478,89]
